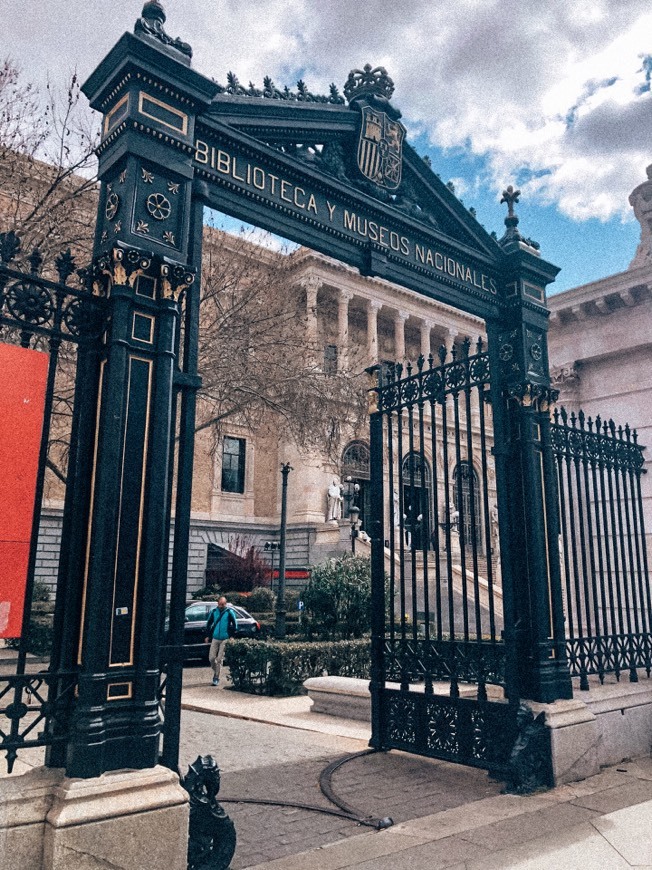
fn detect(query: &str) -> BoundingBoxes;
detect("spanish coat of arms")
[357,105,405,191]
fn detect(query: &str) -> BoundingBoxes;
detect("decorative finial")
[498,185,540,252]
[135,0,193,60]
[500,185,521,218]
[344,64,395,104]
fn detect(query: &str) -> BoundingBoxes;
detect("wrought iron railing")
[551,407,651,687]
[0,233,104,773]
[0,670,77,773]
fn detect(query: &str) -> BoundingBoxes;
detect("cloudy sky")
[1,0,651,292]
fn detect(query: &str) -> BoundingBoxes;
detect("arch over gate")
[5,2,575,782]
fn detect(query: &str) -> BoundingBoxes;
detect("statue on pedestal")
[490,503,499,552]
[326,478,343,522]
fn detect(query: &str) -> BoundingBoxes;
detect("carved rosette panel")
[386,695,417,746]
[132,164,185,251]
[497,328,521,379]
[525,328,545,379]
[426,702,458,754]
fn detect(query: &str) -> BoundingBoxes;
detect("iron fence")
[370,340,521,773]
[0,233,105,773]
[551,407,651,687]
[377,339,504,700]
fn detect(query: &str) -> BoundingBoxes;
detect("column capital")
[300,274,322,291]
[394,310,410,323]
[339,288,354,304]
[368,298,383,312]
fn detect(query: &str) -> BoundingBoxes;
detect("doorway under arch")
[341,440,370,530]
[453,461,482,550]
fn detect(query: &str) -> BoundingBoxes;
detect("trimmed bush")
[191,585,221,601]
[225,638,371,695]
[223,591,250,608]
[284,589,302,612]
[248,586,276,612]
[301,555,374,640]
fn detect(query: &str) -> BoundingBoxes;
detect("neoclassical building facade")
[548,164,652,554]
[184,241,488,592]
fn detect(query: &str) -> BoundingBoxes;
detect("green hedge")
[225,638,371,695]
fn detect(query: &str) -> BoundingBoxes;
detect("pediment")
[203,72,502,264]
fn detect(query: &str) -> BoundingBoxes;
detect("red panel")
[0,344,48,638]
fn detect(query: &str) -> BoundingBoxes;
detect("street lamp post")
[264,541,280,592]
[439,509,460,551]
[275,463,292,638]
[349,504,360,554]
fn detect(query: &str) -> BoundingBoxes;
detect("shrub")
[248,586,275,612]
[284,589,302,612]
[223,591,250,608]
[225,638,371,695]
[207,535,271,593]
[191,585,221,600]
[301,555,374,640]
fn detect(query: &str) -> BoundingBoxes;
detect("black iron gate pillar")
[488,193,572,704]
[56,11,217,778]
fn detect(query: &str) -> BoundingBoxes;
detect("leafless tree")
[196,225,367,461]
[0,59,99,262]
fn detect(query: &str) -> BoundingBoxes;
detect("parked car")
[180,600,261,660]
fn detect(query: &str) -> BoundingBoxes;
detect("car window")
[185,604,208,622]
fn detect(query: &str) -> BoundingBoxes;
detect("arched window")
[453,462,482,547]
[341,441,370,527]
[401,452,432,549]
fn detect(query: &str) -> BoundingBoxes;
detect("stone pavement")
[181,666,652,869]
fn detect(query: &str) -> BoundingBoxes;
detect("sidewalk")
[182,675,652,870]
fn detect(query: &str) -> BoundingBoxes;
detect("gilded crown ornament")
[344,64,395,104]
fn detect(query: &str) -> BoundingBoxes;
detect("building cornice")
[548,263,652,324]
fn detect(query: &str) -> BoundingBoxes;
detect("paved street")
[179,666,652,870]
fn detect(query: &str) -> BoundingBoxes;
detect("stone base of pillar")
[529,675,652,785]
[0,767,64,870]
[0,765,188,870]
[44,765,188,870]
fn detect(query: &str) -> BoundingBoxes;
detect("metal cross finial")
[500,185,521,218]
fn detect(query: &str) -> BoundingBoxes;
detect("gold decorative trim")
[107,682,133,701]
[103,94,129,138]
[78,360,106,665]
[109,355,153,667]
[132,312,155,344]
[138,91,188,135]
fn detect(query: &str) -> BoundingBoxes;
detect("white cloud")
[1,0,650,222]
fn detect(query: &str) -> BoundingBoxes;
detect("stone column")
[302,275,321,366]
[420,319,432,359]
[445,327,458,360]
[367,299,382,363]
[338,289,352,371]
[394,310,408,362]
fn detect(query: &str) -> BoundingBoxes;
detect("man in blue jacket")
[205,596,237,686]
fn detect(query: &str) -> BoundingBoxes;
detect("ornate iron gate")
[368,342,521,774]
[551,407,652,687]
